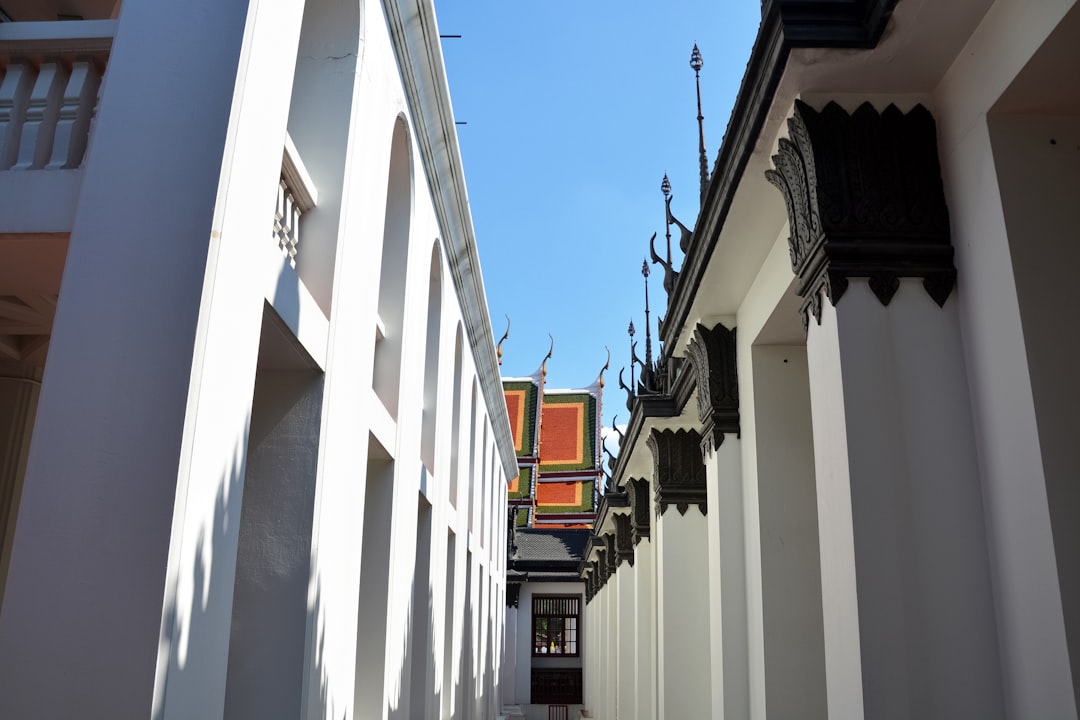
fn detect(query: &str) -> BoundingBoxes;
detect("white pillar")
[703,436,750,720]
[806,282,1003,719]
[614,533,636,720]
[0,1,304,717]
[633,537,657,720]
[626,478,656,720]
[650,429,712,720]
[604,536,618,716]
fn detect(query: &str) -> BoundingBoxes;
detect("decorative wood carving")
[613,514,635,567]
[647,428,707,516]
[626,477,651,545]
[765,100,956,329]
[686,322,739,448]
[604,533,618,577]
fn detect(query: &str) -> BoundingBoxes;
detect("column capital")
[613,513,635,567]
[603,533,618,577]
[765,100,956,329]
[584,567,595,603]
[647,428,707,516]
[686,322,739,448]
[626,477,651,545]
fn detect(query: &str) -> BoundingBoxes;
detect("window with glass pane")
[532,595,580,657]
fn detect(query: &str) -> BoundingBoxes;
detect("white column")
[655,503,711,719]
[807,281,1003,720]
[606,564,618,715]
[615,553,636,720]
[633,537,656,720]
[703,436,750,720]
[649,428,712,720]
[0,1,303,717]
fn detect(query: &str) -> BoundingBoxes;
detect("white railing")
[274,133,318,265]
[0,20,115,171]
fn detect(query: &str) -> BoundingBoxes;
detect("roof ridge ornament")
[540,333,554,380]
[596,346,610,389]
[496,314,510,366]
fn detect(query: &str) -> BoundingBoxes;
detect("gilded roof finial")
[597,346,611,388]
[496,314,510,366]
[541,334,554,379]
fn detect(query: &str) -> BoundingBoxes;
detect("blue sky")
[434,1,760,431]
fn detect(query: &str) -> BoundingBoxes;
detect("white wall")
[989,112,1080,706]
[0,1,514,719]
[750,345,826,719]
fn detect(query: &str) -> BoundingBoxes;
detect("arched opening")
[449,325,463,508]
[467,381,478,533]
[285,0,363,316]
[420,244,442,473]
[372,118,412,419]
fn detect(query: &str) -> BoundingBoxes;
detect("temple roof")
[511,527,591,564]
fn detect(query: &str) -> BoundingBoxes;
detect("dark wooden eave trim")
[763,0,896,48]
[611,356,697,488]
[659,0,898,351]
[595,491,629,532]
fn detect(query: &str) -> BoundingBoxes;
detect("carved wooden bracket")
[626,477,651,545]
[686,322,739,449]
[647,428,707,516]
[603,533,618,578]
[613,514,635,567]
[765,100,956,330]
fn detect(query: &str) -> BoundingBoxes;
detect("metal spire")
[627,318,636,378]
[642,259,653,368]
[691,43,708,204]
[662,173,673,271]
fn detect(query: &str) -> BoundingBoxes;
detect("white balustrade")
[274,133,318,265]
[0,20,113,171]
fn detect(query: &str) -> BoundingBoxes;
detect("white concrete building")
[583,1,1080,719]
[0,1,515,719]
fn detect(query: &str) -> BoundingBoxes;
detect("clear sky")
[434,1,761,432]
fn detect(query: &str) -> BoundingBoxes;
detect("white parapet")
[0,20,114,171]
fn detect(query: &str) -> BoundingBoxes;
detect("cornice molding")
[762,0,895,48]
[765,101,955,329]
[647,428,707,517]
[659,0,899,351]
